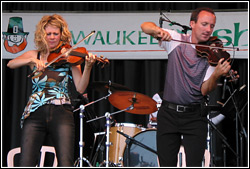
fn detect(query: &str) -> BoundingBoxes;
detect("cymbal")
[90,81,131,93]
[108,91,157,114]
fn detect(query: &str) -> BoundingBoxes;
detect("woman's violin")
[27,30,109,77]
[27,43,109,78]
[47,43,109,68]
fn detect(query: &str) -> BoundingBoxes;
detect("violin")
[46,30,109,68]
[47,44,109,68]
[47,43,109,68]
[167,36,237,81]
[47,43,86,67]
[27,43,109,78]
[27,30,110,77]
[196,36,238,81]
[196,36,230,66]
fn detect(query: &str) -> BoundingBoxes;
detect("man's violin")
[195,36,238,81]
[196,36,230,66]
[162,36,239,81]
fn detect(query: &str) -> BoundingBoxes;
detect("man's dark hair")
[190,7,215,22]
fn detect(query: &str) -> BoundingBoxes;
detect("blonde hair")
[34,14,71,56]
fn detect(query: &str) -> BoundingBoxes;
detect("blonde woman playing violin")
[7,14,97,167]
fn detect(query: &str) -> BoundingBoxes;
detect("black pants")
[19,104,75,167]
[157,101,208,167]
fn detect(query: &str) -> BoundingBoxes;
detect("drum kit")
[73,81,247,167]
[73,81,158,167]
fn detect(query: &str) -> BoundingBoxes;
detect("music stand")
[221,85,248,166]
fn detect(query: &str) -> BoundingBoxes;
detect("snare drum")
[123,129,159,167]
[109,123,142,166]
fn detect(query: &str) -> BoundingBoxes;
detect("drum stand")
[116,130,157,166]
[73,93,111,167]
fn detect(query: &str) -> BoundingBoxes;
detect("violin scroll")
[96,55,110,68]
[68,48,109,68]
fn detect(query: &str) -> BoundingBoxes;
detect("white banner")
[2,12,248,59]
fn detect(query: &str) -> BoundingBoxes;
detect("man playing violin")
[7,14,97,166]
[141,7,238,167]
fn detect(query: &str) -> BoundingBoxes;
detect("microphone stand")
[159,12,191,34]
[86,105,134,167]
[86,105,133,123]
[86,91,138,166]
[73,93,111,167]
[73,105,93,167]
[169,21,191,34]
[105,112,111,167]
[159,10,163,28]
[73,93,111,112]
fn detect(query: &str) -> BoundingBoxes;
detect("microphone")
[132,93,137,103]
[117,130,133,139]
[239,84,246,91]
[222,78,227,99]
[181,25,192,31]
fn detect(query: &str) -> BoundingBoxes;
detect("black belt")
[165,101,200,112]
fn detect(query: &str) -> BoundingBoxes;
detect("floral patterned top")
[20,62,72,127]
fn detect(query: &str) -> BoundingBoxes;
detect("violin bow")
[28,31,96,78]
[158,13,247,52]
[171,39,247,51]
[158,37,247,51]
